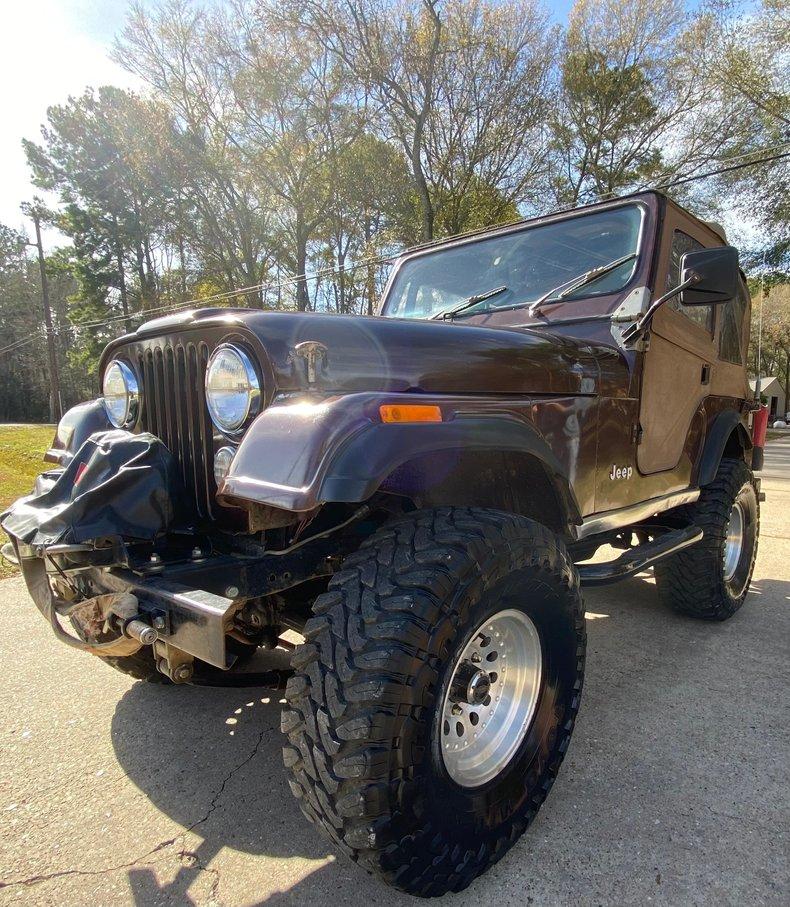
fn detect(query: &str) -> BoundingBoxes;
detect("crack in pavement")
[180,851,221,906]
[0,729,267,892]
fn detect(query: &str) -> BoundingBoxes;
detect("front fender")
[218,393,582,527]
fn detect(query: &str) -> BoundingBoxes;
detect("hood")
[123,307,628,398]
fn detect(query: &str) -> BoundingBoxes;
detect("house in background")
[749,377,787,420]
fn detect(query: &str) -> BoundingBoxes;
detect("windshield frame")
[379,198,649,321]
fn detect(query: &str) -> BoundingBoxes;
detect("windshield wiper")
[528,253,637,317]
[432,285,509,320]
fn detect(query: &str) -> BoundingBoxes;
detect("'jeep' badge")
[609,464,633,481]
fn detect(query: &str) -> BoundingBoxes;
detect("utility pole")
[23,203,62,423]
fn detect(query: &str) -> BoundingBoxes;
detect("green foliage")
[706,0,790,267]
[552,49,664,203]
[748,279,790,404]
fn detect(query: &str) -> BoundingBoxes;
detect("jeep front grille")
[135,340,216,519]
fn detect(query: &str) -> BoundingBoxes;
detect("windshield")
[383,204,644,320]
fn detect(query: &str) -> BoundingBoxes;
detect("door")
[637,213,719,474]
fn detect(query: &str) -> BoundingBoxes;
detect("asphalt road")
[1,442,788,906]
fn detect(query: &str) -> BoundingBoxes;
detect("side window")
[718,276,749,364]
[666,231,714,333]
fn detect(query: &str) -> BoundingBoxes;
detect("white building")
[749,377,787,420]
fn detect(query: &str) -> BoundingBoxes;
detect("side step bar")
[577,526,703,587]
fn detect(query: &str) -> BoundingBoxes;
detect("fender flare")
[220,394,582,531]
[320,415,582,528]
[697,410,752,486]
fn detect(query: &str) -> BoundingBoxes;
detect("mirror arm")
[621,272,699,344]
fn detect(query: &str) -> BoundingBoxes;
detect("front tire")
[655,458,759,620]
[282,508,585,896]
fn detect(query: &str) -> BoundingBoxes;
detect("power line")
[2,145,788,363]
[648,148,790,191]
[68,251,398,334]
[0,335,40,357]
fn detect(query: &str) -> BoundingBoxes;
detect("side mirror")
[679,245,739,306]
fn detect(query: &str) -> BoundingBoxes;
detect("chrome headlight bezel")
[205,343,261,435]
[102,359,140,428]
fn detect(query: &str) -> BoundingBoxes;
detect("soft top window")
[719,277,749,365]
[666,231,714,334]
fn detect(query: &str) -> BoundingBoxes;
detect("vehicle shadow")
[112,645,401,905]
[111,571,788,906]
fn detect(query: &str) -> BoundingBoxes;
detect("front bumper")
[8,538,238,669]
[5,527,348,672]
[0,426,345,674]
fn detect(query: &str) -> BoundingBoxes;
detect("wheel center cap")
[450,660,491,705]
[466,669,491,704]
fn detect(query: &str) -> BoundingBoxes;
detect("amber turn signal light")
[379,403,443,423]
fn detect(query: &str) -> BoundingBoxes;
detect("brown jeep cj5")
[2,191,763,896]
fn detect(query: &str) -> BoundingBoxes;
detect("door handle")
[701,363,711,385]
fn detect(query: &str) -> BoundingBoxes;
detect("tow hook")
[0,542,19,566]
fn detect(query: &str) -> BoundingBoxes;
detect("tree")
[705,0,790,266]
[215,1,358,310]
[286,0,444,241]
[425,0,557,234]
[0,224,86,422]
[548,0,746,206]
[24,87,173,321]
[115,1,277,303]
[748,276,790,405]
[318,132,414,314]
[116,0,351,310]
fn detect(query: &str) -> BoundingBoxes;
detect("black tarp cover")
[1,430,185,547]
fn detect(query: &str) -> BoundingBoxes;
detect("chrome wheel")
[440,608,542,788]
[723,500,745,582]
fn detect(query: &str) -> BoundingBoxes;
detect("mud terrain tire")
[281,508,585,897]
[655,458,759,620]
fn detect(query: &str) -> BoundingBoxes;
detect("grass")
[0,425,54,578]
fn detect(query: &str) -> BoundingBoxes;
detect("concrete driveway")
[1,442,788,906]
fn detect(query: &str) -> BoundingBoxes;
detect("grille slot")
[137,340,215,519]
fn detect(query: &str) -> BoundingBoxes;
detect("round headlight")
[102,360,139,428]
[205,344,261,433]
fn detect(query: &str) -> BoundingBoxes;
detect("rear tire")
[655,458,759,620]
[281,507,585,896]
